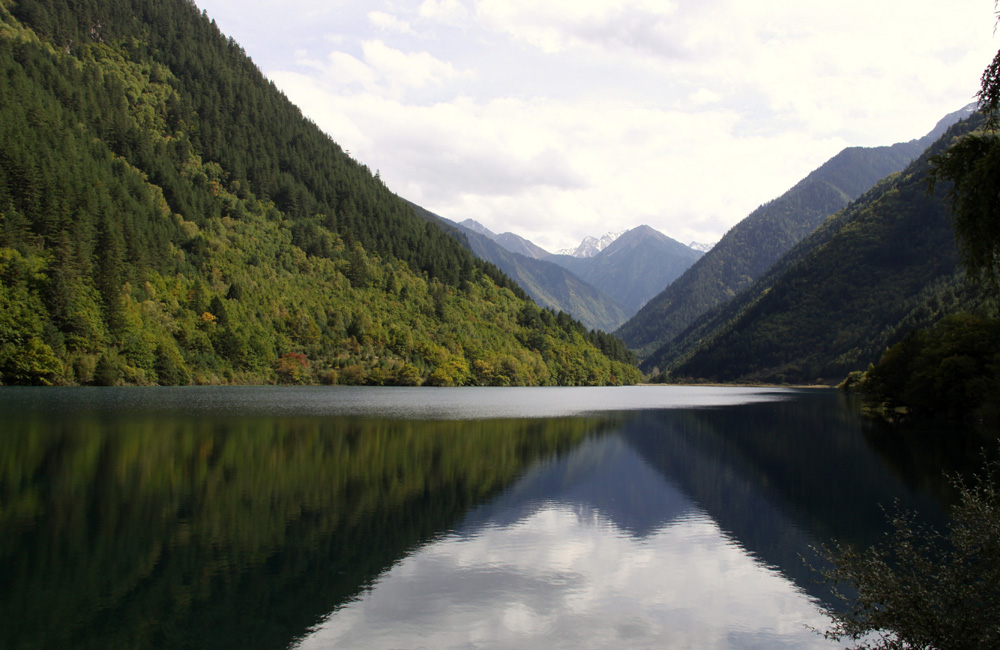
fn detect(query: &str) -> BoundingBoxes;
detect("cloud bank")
[196,0,996,252]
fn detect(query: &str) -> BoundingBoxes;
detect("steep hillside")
[647,114,990,384]
[548,225,703,317]
[0,0,639,386]
[618,104,977,359]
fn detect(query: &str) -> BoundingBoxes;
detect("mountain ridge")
[557,231,626,258]
[443,217,702,330]
[616,102,979,359]
[645,112,989,383]
[547,225,704,318]
[420,210,630,332]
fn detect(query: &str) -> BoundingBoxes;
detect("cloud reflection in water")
[294,435,836,650]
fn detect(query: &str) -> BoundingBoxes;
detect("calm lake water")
[0,386,986,649]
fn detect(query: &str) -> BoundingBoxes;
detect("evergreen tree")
[0,0,640,387]
[929,7,1000,299]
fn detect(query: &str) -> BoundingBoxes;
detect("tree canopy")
[0,0,639,387]
[929,12,1000,296]
[816,456,1000,650]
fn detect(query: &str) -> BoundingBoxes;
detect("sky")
[193,0,998,253]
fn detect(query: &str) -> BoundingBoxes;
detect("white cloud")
[476,0,682,56]
[419,0,469,24]
[291,40,473,99]
[198,0,999,250]
[688,88,721,107]
[361,40,472,93]
[475,0,995,143]
[367,11,415,35]
[309,51,378,91]
[296,505,834,649]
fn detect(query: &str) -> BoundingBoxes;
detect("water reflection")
[621,391,956,605]
[0,390,615,650]
[0,384,792,419]
[0,387,979,650]
[300,507,833,649]
[295,391,973,650]
[297,434,835,649]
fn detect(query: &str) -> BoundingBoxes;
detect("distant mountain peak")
[914,102,979,147]
[688,241,715,253]
[557,231,626,258]
[459,219,496,239]
[602,225,669,257]
[494,232,551,259]
[455,220,550,259]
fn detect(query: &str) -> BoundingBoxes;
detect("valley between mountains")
[0,0,995,391]
[430,102,990,385]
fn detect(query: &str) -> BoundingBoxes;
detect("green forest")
[616,138,934,359]
[843,313,1000,420]
[0,0,639,386]
[618,145,920,358]
[642,114,995,388]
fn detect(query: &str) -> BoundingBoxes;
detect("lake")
[0,386,985,649]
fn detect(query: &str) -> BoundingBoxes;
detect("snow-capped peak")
[557,231,626,258]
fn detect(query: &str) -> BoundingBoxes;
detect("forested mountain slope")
[0,0,639,386]
[646,114,991,384]
[617,104,976,359]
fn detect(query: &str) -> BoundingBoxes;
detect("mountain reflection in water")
[297,433,831,649]
[0,387,974,649]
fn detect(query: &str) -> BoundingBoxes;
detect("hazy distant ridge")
[446,219,701,330]
[547,226,703,317]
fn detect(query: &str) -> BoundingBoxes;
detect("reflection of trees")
[621,391,961,607]
[859,413,1000,501]
[0,411,612,649]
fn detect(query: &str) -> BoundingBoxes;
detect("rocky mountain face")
[459,220,551,260]
[425,215,627,332]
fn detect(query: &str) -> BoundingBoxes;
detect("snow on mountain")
[557,231,626,258]
[688,241,716,253]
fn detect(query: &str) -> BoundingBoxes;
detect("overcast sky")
[193,0,997,253]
